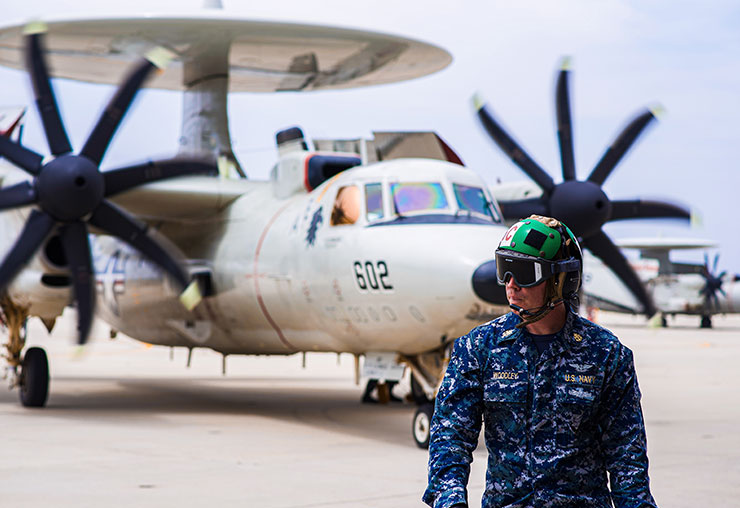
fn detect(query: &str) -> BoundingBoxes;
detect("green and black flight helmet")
[495,216,582,297]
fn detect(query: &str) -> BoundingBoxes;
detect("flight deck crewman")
[423,215,657,508]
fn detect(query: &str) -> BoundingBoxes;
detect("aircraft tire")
[700,315,712,329]
[412,403,434,449]
[19,347,49,408]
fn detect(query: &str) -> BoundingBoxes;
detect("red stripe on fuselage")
[253,202,297,351]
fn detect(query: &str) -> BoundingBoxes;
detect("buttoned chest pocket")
[556,380,600,433]
[484,374,527,432]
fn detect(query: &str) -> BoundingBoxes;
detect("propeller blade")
[497,197,549,221]
[80,48,171,166]
[59,221,95,345]
[0,181,37,211]
[25,29,72,156]
[609,199,690,222]
[587,108,657,186]
[473,96,555,194]
[582,230,657,316]
[89,200,189,288]
[0,209,55,289]
[103,157,216,197]
[713,253,720,274]
[556,64,576,181]
[0,135,44,175]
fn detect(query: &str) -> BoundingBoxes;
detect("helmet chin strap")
[511,273,566,329]
[511,299,563,328]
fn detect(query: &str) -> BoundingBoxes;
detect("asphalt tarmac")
[1,310,738,507]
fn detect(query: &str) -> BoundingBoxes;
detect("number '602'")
[353,261,393,291]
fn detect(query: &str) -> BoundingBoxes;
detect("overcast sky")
[2,0,739,273]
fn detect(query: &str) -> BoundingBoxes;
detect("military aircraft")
[583,238,740,328]
[0,11,690,449]
[0,11,518,448]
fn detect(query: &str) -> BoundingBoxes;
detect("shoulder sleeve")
[598,339,658,508]
[423,329,485,508]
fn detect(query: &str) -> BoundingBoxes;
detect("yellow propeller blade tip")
[72,344,87,359]
[217,155,232,178]
[180,280,203,311]
[560,56,572,71]
[471,93,485,111]
[647,314,663,329]
[649,103,666,119]
[690,210,703,229]
[23,21,48,35]
[145,46,176,70]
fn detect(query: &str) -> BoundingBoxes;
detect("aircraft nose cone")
[472,259,508,305]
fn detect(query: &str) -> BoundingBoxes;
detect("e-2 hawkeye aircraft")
[583,238,740,328]
[0,12,513,448]
[0,11,689,448]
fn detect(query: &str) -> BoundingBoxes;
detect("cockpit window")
[391,182,449,214]
[365,183,384,222]
[331,185,361,226]
[453,183,500,222]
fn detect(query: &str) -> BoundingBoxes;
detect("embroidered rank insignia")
[573,333,583,342]
[502,329,514,338]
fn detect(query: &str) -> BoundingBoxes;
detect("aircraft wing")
[581,251,643,313]
[616,237,717,251]
[108,175,252,221]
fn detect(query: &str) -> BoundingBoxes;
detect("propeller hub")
[36,155,104,222]
[549,181,611,237]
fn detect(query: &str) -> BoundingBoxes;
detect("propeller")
[474,58,691,317]
[699,253,727,313]
[0,24,213,344]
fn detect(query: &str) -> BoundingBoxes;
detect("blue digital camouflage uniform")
[423,309,657,508]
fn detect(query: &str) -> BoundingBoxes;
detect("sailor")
[423,215,657,507]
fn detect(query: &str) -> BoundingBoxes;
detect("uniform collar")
[496,306,586,350]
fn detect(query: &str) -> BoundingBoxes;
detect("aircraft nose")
[472,259,508,305]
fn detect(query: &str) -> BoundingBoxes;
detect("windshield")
[365,183,384,222]
[391,182,449,214]
[453,183,500,222]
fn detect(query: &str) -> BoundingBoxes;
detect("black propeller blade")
[700,253,727,312]
[0,27,213,344]
[25,24,72,156]
[474,95,555,194]
[556,59,576,182]
[474,59,690,316]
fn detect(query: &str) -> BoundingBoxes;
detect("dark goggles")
[495,250,581,287]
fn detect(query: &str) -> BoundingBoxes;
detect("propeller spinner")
[474,59,690,317]
[0,24,213,344]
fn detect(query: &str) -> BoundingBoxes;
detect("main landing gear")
[2,296,50,407]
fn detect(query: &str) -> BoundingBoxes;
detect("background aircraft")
[583,238,740,328]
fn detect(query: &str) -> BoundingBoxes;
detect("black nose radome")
[472,259,509,305]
